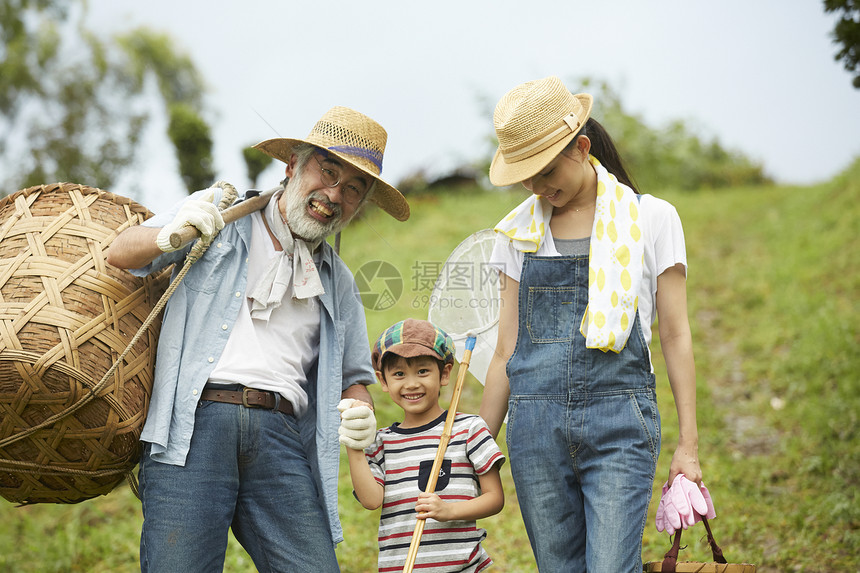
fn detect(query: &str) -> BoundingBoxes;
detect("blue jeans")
[506,254,660,572]
[139,399,339,572]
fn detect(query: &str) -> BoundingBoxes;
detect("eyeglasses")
[312,154,368,205]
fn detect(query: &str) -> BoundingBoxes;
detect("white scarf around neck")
[247,192,325,321]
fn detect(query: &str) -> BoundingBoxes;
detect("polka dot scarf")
[580,156,643,352]
[494,155,643,352]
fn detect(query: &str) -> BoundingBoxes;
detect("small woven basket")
[644,515,756,573]
[0,182,169,504]
[644,562,757,572]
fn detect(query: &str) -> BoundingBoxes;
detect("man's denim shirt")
[132,189,375,544]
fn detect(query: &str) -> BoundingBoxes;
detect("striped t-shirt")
[366,411,505,572]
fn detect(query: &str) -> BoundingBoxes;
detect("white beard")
[282,168,351,243]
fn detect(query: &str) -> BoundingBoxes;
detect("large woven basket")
[0,182,169,504]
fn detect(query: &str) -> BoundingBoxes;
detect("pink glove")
[660,476,688,532]
[655,481,673,534]
[693,483,716,524]
[677,474,708,527]
[655,475,716,533]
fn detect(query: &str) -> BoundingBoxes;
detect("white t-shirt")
[208,210,319,415]
[489,194,687,351]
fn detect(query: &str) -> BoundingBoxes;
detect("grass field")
[1,159,857,572]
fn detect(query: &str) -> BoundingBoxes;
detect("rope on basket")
[0,182,239,499]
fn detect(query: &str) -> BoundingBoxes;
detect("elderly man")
[107,106,409,572]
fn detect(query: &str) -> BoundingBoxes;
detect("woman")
[479,76,702,572]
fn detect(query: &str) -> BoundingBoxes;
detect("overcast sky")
[85,0,859,212]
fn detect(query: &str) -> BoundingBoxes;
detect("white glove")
[337,398,376,450]
[155,190,225,252]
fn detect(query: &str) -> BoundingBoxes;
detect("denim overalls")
[506,252,661,572]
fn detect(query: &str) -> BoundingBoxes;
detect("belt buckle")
[242,387,257,409]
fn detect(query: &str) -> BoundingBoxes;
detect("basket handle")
[660,516,728,572]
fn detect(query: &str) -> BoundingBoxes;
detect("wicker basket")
[0,183,169,504]
[644,516,756,573]
[644,562,757,572]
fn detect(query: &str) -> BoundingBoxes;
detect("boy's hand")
[337,398,376,450]
[415,492,452,521]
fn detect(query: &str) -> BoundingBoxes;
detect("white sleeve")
[366,432,386,485]
[637,195,688,347]
[488,232,524,283]
[643,195,687,277]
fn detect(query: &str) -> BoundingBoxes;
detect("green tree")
[0,1,213,195]
[578,78,770,191]
[242,145,273,188]
[117,28,205,110]
[1,0,145,190]
[118,28,215,193]
[167,103,214,192]
[824,0,860,88]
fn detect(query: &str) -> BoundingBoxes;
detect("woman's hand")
[668,442,702,486]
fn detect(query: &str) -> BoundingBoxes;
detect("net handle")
[402,336,476,572]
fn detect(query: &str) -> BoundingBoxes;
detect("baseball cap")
[371,318,455,371]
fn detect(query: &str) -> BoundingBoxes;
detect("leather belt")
[200,386,294,416]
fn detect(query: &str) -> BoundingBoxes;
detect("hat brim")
[489,92,593,187]
[372,343,448,372]
[254,138,410,222]
[489,134,577,187]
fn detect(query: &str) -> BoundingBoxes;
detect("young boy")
[339,318,505,572]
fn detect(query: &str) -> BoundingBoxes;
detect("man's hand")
[155,190,225,252]
[337,398,376,450]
